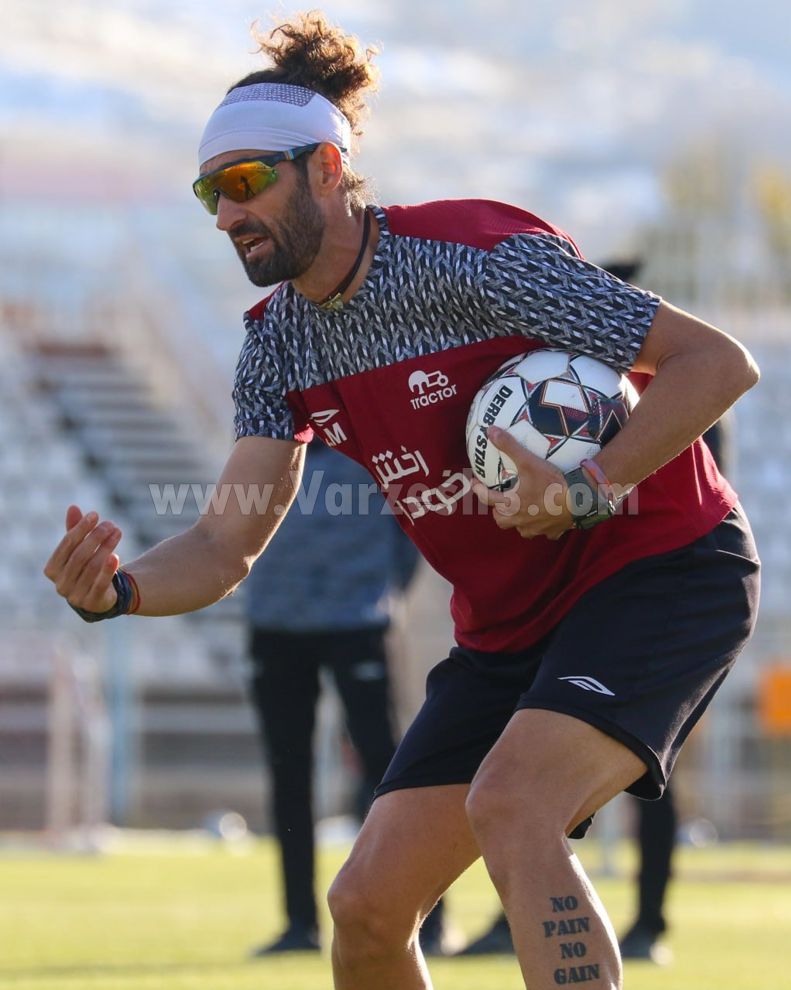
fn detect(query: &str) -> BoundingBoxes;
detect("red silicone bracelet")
[580,458,612,490]
[123,570,142,615]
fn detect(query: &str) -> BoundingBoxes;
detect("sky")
[1,0,789,369]
[2,0,789,221]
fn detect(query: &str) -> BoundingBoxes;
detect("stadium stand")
[0,309,263,832]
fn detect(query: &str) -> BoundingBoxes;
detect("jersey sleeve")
[478,233,662,373]
[232,321,301,441]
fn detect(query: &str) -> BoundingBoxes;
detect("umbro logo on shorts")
[558,676,615,696]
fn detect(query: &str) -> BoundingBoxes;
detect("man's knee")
[465,760,569,847]
[327,869,365,930]
[465,770,510,838]
[328,867,414,957]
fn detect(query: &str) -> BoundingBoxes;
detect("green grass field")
[1,834,789,990]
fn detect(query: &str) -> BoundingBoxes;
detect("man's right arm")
[44,436,305,618]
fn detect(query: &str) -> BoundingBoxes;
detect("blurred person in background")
[45,12,760,990]
[617,405,733,966]
[244,437,446,955]
[608,264,734,965]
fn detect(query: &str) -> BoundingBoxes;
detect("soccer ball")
[465,348,638,490]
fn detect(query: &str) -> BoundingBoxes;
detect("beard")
[233,172,325,287]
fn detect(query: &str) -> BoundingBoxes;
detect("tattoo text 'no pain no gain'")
[542,895,601,986]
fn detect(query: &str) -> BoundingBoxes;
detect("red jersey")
[234,200,736,652]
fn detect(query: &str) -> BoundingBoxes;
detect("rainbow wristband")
[69,569,139,624]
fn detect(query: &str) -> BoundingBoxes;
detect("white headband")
[198,82,352,167]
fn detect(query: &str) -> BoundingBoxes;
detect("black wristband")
[69,570,135,624]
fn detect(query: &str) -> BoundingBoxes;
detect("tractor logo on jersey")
[408,369,457,410]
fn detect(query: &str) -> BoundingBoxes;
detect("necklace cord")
[318,209,372,311]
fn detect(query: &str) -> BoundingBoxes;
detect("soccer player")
[44,12,760,990]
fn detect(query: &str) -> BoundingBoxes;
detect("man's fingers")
[486,426,528,462]
[44,512,99,581]
[487,427,552,474]
[66,528,123,603]
[472,480,499,506]
[51,523,121,597]
[474,432,573,539]
[81,551,121,613]
[44,511,99,579]
[65,505,83,530]
[472,479,519,508]
[44,513,122,604]
[66,553,121,614]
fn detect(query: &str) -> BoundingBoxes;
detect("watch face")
[565,469,598,519]
[564,467,615,529]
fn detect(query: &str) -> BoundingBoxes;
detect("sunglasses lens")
[193,161,278,215]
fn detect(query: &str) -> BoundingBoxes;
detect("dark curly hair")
[229,11,380,211]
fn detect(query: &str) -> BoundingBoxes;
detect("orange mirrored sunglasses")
[193,144,320,215]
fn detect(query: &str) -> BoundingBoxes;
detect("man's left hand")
[472,427,574,540]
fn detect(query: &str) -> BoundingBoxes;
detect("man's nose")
[215,195,250,232]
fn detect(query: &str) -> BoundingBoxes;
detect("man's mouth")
[235,234,270,259]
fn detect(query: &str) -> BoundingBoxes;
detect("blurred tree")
[754,165,791,301]
[662,139,737,219]
[641,136,791,308]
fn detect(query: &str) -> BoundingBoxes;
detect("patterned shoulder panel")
[477,233,661,373]
[232,202,661,440]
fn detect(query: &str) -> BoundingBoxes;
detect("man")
[45,12,760,990]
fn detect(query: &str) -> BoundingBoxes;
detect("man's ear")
[310,142,345,196]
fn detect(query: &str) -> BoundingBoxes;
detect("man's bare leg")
[329,784,478,990]
[466,710,647,990]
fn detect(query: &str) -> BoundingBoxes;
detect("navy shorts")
[376,505,760,803]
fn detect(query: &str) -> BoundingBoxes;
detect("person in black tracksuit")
[245,438,445,954]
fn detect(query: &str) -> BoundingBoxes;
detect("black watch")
[563,467,617,530]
